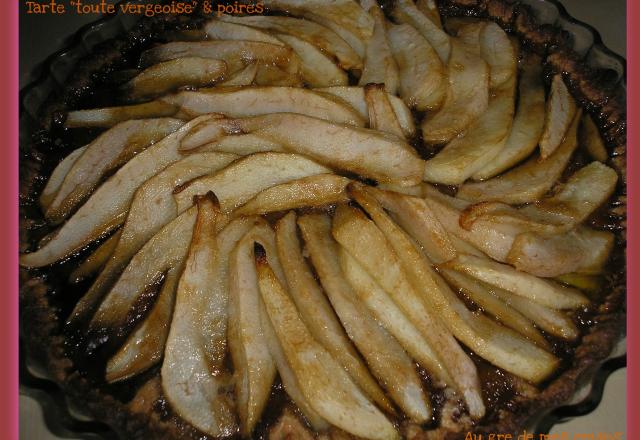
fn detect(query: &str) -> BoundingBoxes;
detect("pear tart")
[19,1,626,439]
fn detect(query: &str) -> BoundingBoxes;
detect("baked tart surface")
[19,1,626,439]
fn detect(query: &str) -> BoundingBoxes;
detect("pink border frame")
[1,0,18,439]
[1,2,635,440]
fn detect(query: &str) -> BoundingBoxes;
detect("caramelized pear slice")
[46,118,184,224]
[363,84,405,138]
[123,58,227,100]
[65,100,179,128]
[192,134,282,156]
[275,33,348,87]
[217,62,258,87]
[539,75,578,159]
[421,39,489,145]
[40,146,87,209]
[331,203,485,418]
[254,64,304,87]
[204,20,285,45]
[416,0,443,29]
[162,194,236,437]
[173,152,331,213]
[338,248,451,386]
[277,213,393,415]
[358,6,399,95]
[255,245,399,440]
[218,14,362,71]
[387,23,446,111]
[392,0,450,62]
[442,253,589,309]
[163,87,364,127]
[581,113,608,162]
[107,265,180,383]
[69,229,121,284]
[67,153,237,325]
[20,115,221,268]
[235,174,350,217]
[473,61,546,180]
[298,213,430,421]
[315,86,415,137]
[457,110,582,204]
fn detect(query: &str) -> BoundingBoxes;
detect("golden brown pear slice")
[190,134,282,156]
[387,23,446,111]
[581,113,608,162]
[392,0,451,62]
[39,146,87,209]
[358,5,399,95]
[65,100,180,128]
[217,62,258,87]
[421,39,489,145]
[173,152,331,213]
[122,58,227,100]
[68,153,237,325]
[162,87,364,126]
[235,174,350,217]
[20,115,221,268]
[416,0,443,29]
[363,84,405,138]
[457,110,582,204]
[472,61,546,180]
[161,194,237,437]
[204,20,285,45]
[441,253,589,309]
[331,203,485,417]
[255,245,399,440]
[254,64,304,87]
[315,86,416,137]
[277,213,396,416]
[539,75,578,159]
[107,265,181,383]
[348,186,558,385]
[263,0,373,58]
[338,248,451,386]
[69,230,121,284]
[218,14,362,71]
[46,118,184,224]
[298,213,431,422]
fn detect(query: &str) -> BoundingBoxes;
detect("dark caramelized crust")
[19,1,626,439]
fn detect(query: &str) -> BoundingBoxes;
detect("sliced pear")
[370,188,456,264]
[476,22,517,88]
[162,194,236,437]
[421,39,489,145]
[338,248,451,386]
[218,14,362,71]
[507,227,614,277]
[164,87,364,127]
[255,245,399,440]
[331,203,485,418]
[89,207,196,336]
[438,268,549,347]
[46,118,184,224]
[277,213,396,416]
[254,64,304,87]
[392,0,451,63]
[458,202,570,235]
[139,41,295,73]
[315,86,416,137]
[358,6,399,95]
[204,20,285,45]
[416,0,443,29]
[364,84,405,138]
[457,110,582,204]
[274,33,348,87]
[472,61,546,180]
[217,62,258,87]
[235,174,350,216]
[68,153,237,325]
[69,229,121,284]
[191,134,283,156]
[107,265,180,383]
[539,75,578,159]
[122,58,227,100]
[201,113,424,185]
[376,183,422,196]
[65,100,180,128]
[387,23,446,111]
[442,253,589,309]
[39,146,87,209]
[263,0,374,58]
[581,113,608,162]
[173,152,331,213]
[347,187,558,385]
[298,213,431,421]
[20,115,222,268]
